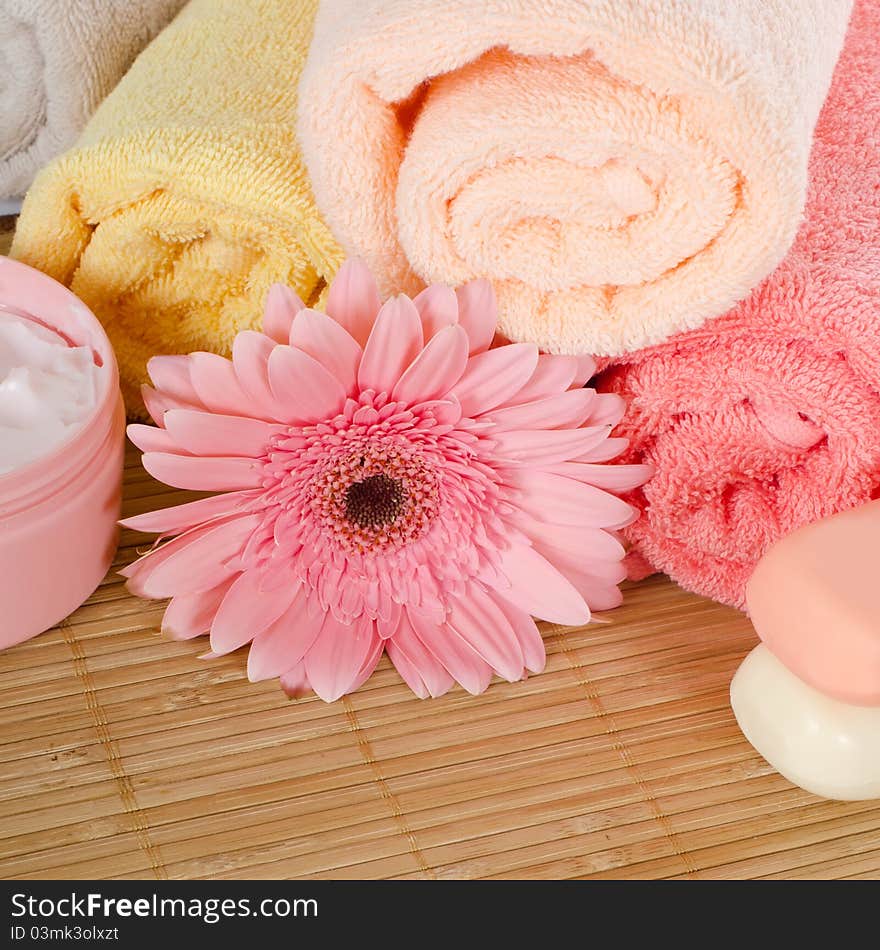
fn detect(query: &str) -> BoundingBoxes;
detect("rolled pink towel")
[298,0,852,357]
[598,0,880,608]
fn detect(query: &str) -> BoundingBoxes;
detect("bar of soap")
[731,645,880,800]
[746,500,880,705]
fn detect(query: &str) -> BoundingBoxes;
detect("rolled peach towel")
[298,0,852,357]
[597,0,880,608]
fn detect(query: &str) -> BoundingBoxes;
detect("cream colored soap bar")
[731,645,880,801]
[746,500,880,705]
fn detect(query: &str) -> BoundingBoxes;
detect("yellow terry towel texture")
[12,0,341,413]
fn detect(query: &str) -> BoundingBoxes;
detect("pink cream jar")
[0,258,125,649]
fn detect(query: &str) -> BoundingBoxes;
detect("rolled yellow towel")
[298,0,853,356]
[12,0,341,412]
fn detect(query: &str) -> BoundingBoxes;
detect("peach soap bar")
[745,500,880,706]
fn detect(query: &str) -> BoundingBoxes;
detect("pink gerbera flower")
[122,261,648,701]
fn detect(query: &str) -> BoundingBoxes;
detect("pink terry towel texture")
[298,0,852,357]
[597,0,880,609]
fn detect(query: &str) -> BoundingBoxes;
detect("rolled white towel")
[0,0,185,199]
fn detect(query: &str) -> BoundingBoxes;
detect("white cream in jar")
[0,310,99,475]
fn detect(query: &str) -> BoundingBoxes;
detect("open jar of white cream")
[0,258,125,649]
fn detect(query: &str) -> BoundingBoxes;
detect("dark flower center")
[344,474,406,529]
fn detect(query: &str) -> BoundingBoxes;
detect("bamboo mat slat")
[0,223,13,257]
[1,221,879,879]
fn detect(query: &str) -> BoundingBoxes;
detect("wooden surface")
[0,220,13,255]
[2,220,879,879]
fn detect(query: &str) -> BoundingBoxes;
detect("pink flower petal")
[127,423,179,454]
[326,258,382,345]
[267,344,347,424]
[530,524,628,609]
[495,543,591,626]
[120,491,258,535]
[350,635,385,693]
[358,295,423,394]
[117,522,206,581]
[124,514,260,598]
[376,600,402,639]
[304,612,378,702]
[556,566,625,611]
[447,588,524,682]
[232,331,284,420]
[548,461,652,491]
[161,577,236,640]
[410,397,462,428]
[280,662,311,699]
[141,384,199,427]
[391,324,469,405]
[486,389,596,432]
[289,308,362,395]
[246,587,322,680]
[587,393,626,427]
[508,355,579,406]
[189,352,254,418]
[210,569,299,654]
[493,426,617,465]
[263,283,304,344]
[455,279,496,354]
[385,641,430,698]
[386,613,455,697]
[515,514,626,565]
[408,608,494,696]
[529,528,628,585]
[147,355,204,407]
[573,355,597,386]
[510,470,636,529]
[453,343,538,417]
[164,409,283,458]
[574,436,629,463]
[142,452,262,491]
[414,283,458,340]
[493,596,545,674]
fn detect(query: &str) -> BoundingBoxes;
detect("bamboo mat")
[2,222,880,880]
